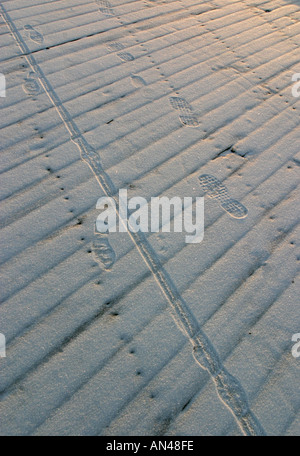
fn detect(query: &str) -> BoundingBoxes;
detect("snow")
[0,0,299,436]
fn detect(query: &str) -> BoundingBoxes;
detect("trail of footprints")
[107,44,200,127]
[107,42,147,87]
[131,74,147,88]
[100,9,246,219]
[22,25,43,95]
[97,0,199,128]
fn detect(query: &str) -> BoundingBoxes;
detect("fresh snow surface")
[0,0,299,436]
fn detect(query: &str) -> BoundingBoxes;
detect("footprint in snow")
[96,0,115,16]
[169,96,199,127]
[198,174,248,219]
[23,72,41,96]
[92,236,116,270]
[117,51,135,62]
[24,25,44,44]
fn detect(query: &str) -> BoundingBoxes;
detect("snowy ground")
[0,0,299,436]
